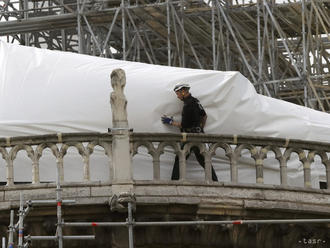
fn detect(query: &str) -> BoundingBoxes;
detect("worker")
[161,83,218,181]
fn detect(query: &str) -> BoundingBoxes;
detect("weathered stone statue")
[110,68,128,128]
[109,68,133,185]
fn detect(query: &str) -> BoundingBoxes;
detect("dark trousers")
[171,145,218,181]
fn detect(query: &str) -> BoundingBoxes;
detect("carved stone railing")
[131,133,330,189]
[0,133,113,186]
[0,132,329,191]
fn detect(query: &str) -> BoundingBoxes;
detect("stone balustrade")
[0,132,329,190]
[0,133,113,186]
[131,133,330,188]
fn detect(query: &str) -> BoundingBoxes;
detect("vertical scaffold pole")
[60,0,66,51]
[2,237,6,248]
[122,0,126,60]
[167,0,171,66]
[77,0,83,54]
[56,166,63,248]
[127,202,134,248]
[23,0,29,46]
[8,210,14,248]
[257,0,262,93]
[18,193,24,248]
[212,0,216,70]
[180,0,185,67]
[302,0,308,107]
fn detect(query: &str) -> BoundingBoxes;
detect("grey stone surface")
[244,199,330,214]
[4,187,56,201]
[90,185,112,197]
[1,183,330,215]
[135,185,178,196]
[61,186,91,198]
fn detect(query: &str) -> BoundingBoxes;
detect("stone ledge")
[244,199,330,215]
[4,188,56,201]
[91,185,112,197]
[0,183,329,216]
[134,180,330,194]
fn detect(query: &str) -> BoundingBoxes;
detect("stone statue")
[110,68,128,128]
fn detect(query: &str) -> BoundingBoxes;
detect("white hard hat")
[173,83,190,92]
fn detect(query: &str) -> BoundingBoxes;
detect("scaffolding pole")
[215,1,258,86]
[64,218,330,227]
[128,202,134,248]
[7,210,14,248]
[56,159,63,248]
[6,189,92,247]
[257,0,262,93]
[167,0,171,66]
[302,0,308,107]
[211,0,216,70]
[121,0,126,60]
[18,193,24,248]
[26,200,75,205]
[77,0,84,54]
[24,235,95,241]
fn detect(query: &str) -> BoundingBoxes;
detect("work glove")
[161,115,173,125]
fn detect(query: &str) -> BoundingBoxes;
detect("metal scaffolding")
[4,167,95,248]
[0,0,329,110]
[5,190,330,248]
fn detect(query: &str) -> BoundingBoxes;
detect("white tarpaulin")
[0,41,329,186]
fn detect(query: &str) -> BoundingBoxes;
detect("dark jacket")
[181,94,206,133]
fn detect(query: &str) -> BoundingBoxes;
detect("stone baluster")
[153,154,161,180]
[204,150,212,183]
[255,148,267,184]
[56,156,65,183]
[30,146,41,184]
[279,158,288,186]
[6,158,14,186]
[110,69,133,191]
[325,161,330,190]
[32,159,40,184]
[101,142,113,182]
[303,161,312,188]
[255,158,264,184]
[83,155,90,182]
[303,152,312,188]
[230,154,238,183]
[179,148,187,181]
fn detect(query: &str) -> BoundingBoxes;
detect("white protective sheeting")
[0,41,329,186]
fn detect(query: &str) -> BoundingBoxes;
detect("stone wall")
[0,182,329,247]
